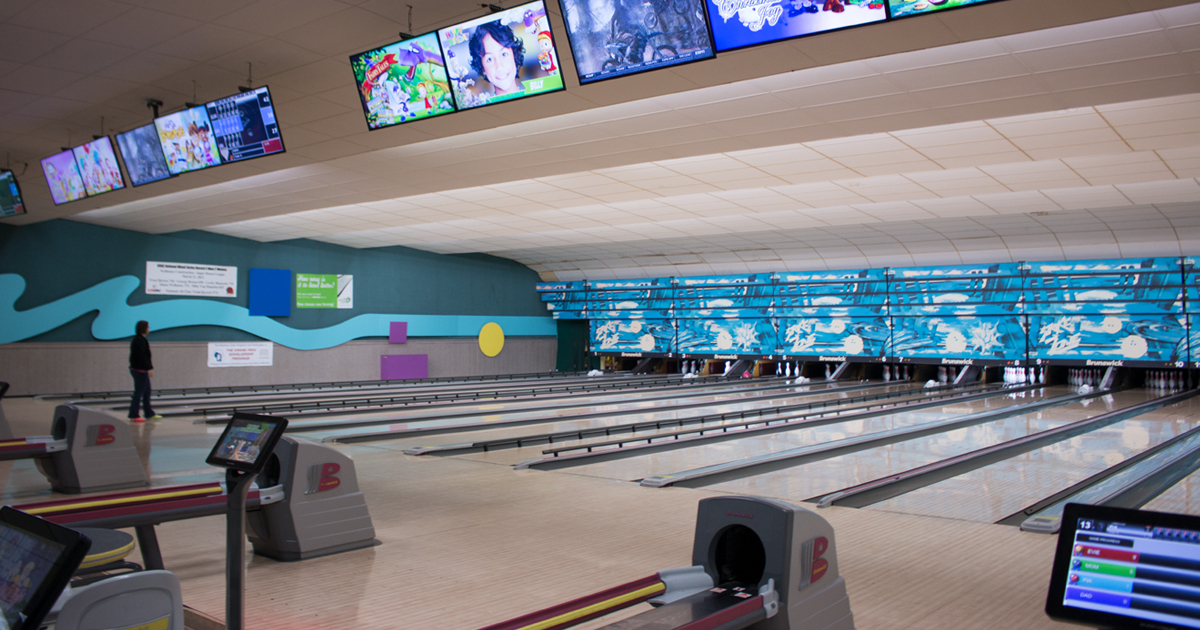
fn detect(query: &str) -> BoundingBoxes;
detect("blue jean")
[129,369,154,418]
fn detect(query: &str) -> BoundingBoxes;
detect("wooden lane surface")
[0,394,1077,629]
[873,389,1200,522]
[525,387,1061,480]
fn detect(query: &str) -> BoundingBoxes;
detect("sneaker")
[149,414,163,420]
[130,417,146,423]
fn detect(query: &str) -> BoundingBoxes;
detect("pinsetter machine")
[483,495,854,630]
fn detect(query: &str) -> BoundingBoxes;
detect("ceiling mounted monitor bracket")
[146,99,163,118]
[481,3,503,12]
[239,62,254,93]
[398,4,414,39]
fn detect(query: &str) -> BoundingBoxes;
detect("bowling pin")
[1039,367,1046,384]
[883,364,891,381]
[902,365,909,380]
[937,366,947,383]
[825,364,832,380]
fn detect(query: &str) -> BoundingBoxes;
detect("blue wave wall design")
[1,274,556,350]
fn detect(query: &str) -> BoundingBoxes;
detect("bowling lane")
[492,385,1053,478]
[1143,469,1200,516]
[264,378,805,431]
[184,376,786,420]
[310,381,920,446]
[867,389,1200,523]
[695,386,1101,501]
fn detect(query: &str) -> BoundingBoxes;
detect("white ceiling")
[2,0,1200,280]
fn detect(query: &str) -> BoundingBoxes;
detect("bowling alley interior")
[4,0,1200,628]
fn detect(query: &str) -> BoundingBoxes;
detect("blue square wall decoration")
[249,268,291,317]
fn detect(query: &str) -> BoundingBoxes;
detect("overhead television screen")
[0,170,25,217]
[350,33,457,130]
[708,0,887,52]
[155,105,221,175]
[71,136,125,197]
[115,123,172,187]
[889,0,1003,18]
[437,1,565,110]
[560,0,715,84]
[205,86,285,163]
[40,150,87,205]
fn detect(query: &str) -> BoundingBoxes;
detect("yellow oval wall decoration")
[479,322,505,357]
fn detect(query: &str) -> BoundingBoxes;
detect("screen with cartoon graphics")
[205,86,285,163]
[437,1,565,110]
[350,33,457,130]
[888,0,1003,19]
[560,0,715,85]
[39,150,87,206]
[115,123,172,187]
[71,137,125,197]
[155,105,222,175]
[708,0,887,52]
[0,170,25,218]
[0,523,62,629]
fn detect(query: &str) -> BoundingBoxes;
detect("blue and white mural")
[776,316,888,358]
[774,268,887,359]
[677,317,776,356]
[538,256,1198,365]
[588,278,673,319]
[887,263,1024,362]
[1025,258,1186,365]
[891,315,1025,362]
[536,280,587,319]
[675,274,773,319]
[1028,314,1185,364]
[591,318,675,353]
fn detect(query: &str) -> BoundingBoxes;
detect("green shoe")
[149,414,163,420]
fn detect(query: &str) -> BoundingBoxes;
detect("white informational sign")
[146,261,238,297]
[337,274,353,309]
[208,342,273,368]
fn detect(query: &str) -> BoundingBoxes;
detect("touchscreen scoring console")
[1048,503,1200,629]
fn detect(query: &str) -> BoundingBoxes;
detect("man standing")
[128,320,160,422]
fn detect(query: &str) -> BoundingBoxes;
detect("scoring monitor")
[204,86,285,165]
[1048,503,1200,629]
[206,412,288,474]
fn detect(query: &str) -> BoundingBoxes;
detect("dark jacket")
[130,334,153,371]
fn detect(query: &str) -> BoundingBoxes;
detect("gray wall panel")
[0,338,557,396]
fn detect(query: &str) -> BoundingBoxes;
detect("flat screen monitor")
[39,150,87,206]
[0,506,91,630]
[71,136,125,197]
[206,412,288,474]
[0,170,25,217]
[154,105,222,175]
[1047,503,1200,629]
[888,0,1004,19]
[708,0,887,52]
[560,0,715,84]
[350,32,458,130]
[115,123,172,187]
[205,86,285,164]
[437,0,565,110]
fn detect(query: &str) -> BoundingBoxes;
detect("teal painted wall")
[0,220,549,343]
